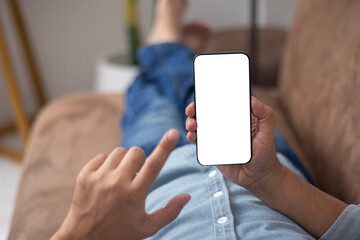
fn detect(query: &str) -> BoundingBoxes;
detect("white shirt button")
[208,170,217,177]
[213,191,223,198]
[217,217,228,224]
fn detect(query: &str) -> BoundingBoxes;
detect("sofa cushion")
[279,0,360,202]
[252,87,313,178]
[9,93,124,240]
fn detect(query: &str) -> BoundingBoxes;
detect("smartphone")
[193,52,252,166]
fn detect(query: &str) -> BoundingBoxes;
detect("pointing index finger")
[132,129,179,194]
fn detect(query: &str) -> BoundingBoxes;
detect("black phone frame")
[193,51,253,166]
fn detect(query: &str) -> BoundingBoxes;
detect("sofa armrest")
[9,93,124,240]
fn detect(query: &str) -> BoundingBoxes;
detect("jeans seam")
[154,45,184,107]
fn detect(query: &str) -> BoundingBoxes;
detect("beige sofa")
[9,0,360,239]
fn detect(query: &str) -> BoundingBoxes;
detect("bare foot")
[147,0,212,53]
[147,0,188,45]
[183,22,212,53]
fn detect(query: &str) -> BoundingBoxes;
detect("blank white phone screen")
[194,53,251,165]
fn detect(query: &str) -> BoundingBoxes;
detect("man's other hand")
[52,129,190,240]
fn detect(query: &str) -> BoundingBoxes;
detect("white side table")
[96,54,139,93]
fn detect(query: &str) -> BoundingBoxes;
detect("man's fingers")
[117,146,146,179]
[82,154,107,173]
[185,102,195,118]
[187,131,197,143]
[185,117,197,131]
[133,129,179,194]
[99,147,127,172]
[185,104,197,144]
[145,194,191,236]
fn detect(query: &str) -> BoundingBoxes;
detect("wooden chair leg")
[0,143,23,162]
[0,14,29,145]
[9,0,47,106]
[0,1,47,161]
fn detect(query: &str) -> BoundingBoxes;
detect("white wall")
[260,0,299,28]
[0,0,298,125]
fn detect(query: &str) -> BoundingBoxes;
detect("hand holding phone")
[186,95,280,189]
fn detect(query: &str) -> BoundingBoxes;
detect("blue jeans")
[121,43,194,156]
[120,42,313,184]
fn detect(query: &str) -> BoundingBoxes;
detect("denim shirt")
[145,144,360,240]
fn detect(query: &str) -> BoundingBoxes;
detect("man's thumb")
[251,97,275,135]
[145,194,191,236]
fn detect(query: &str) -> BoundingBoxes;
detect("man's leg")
[121,75,188,156]
[143,0,212,121]
[137,43,194,122]
[120,0,211,155]
[275,130,315,184]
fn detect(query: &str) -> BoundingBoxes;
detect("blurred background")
[0,0,298,238]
